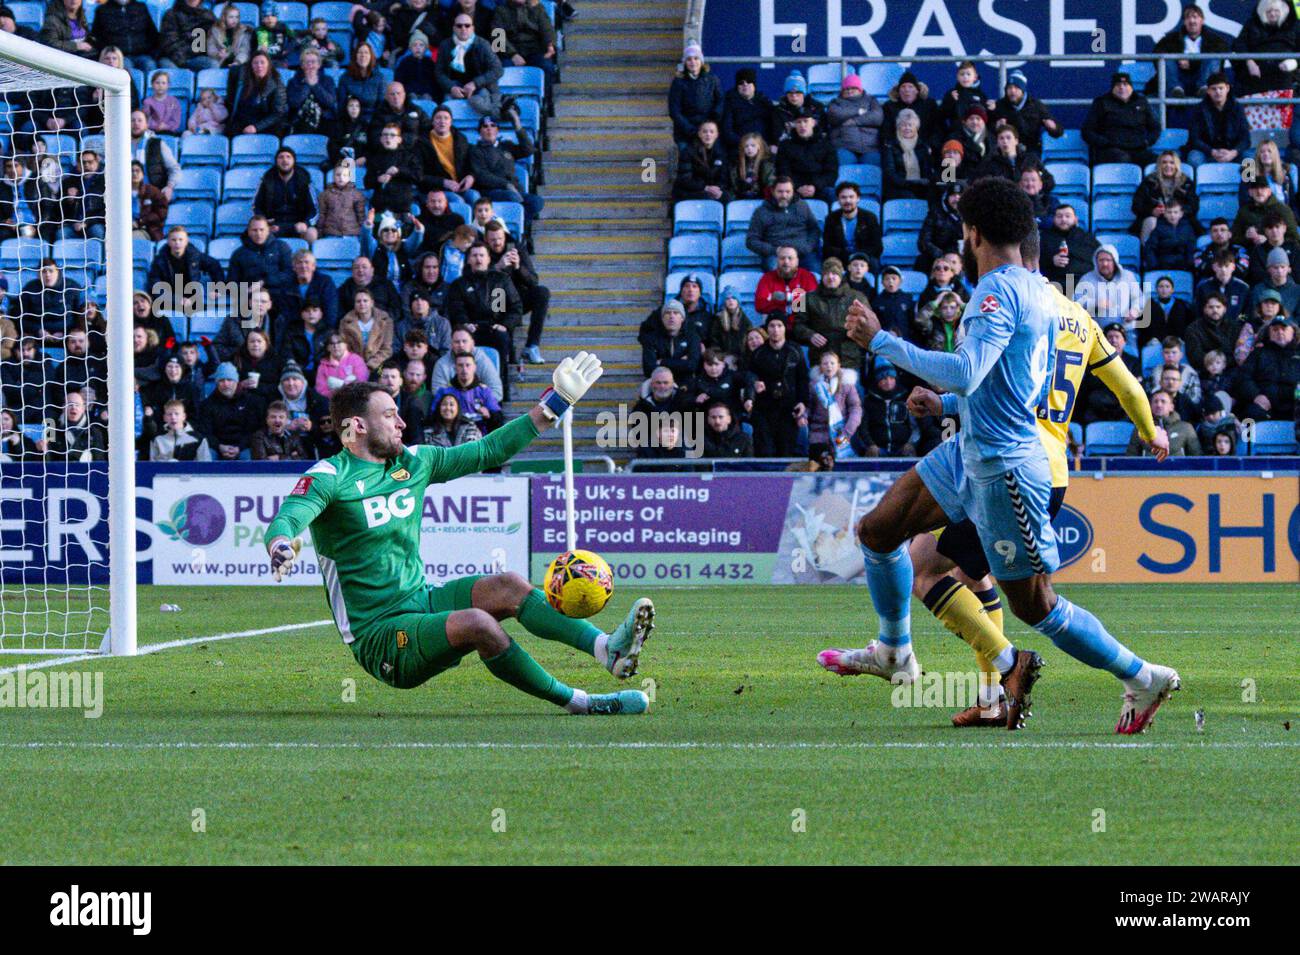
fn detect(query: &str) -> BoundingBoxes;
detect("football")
[544,549,615,618]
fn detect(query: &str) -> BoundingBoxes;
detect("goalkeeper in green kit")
[265,352,655,715]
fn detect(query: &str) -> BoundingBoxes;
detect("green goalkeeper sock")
[482,639,575,708]
[517,589,601,656]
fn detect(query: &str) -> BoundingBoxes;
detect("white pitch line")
[0,620,335,677]
[2,740,1297,751]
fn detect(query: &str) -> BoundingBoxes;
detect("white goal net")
[0,31,134,655]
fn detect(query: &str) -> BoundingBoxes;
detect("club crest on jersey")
[980,294,1001,314]
[290,476,314,496]
[391,467,410,481]
[396,630,408,649]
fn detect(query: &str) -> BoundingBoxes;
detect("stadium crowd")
[654,1,1300,462]
[0,0,561,462]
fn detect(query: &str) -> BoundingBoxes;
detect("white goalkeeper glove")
[540,351,603,420]
[269,537,302,582]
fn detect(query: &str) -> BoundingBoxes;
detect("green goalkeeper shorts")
[351,575,484,689]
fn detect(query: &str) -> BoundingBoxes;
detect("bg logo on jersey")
[362,489,416,528]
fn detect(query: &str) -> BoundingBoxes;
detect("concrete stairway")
[506,2,681,457]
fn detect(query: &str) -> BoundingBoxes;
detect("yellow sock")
[974,587,1004,636]
[921,577,1012,684]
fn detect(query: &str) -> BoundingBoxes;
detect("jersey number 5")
[1041,350,1084,423]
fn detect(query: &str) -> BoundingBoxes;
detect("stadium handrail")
[693,52,1300,128]
[625,456,1300,474]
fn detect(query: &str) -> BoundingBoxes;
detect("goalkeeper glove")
[540,351,604,421]
[269,537,302,582]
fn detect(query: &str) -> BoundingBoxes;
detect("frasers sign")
[148,474,530,586]
[702,1,1251,117]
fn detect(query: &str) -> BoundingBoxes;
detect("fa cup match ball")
[544,550,614,618]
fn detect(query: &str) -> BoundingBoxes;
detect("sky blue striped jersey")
[871,263,1056,480]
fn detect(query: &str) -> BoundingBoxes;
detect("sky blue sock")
[1033,596,1142,679]
[860,542,912,647]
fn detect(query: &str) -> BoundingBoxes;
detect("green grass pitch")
[1,583,1296,865]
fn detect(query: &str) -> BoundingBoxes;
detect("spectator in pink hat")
[826,72,884,167]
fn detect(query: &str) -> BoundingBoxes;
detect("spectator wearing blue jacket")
[668,43,722,148]
[1142,198,1198,271]
[1185,73,1250,167]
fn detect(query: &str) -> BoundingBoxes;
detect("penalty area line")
[1,741,1297,751]
[0,620,335,677]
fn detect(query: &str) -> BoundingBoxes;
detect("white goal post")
[0,30,134,656]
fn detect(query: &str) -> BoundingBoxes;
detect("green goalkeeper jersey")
[267,415,539,643]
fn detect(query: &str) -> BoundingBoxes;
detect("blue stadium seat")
[722,199,761,237]
[497,202,525,239]
[214,200,254,237]
[837,163,882,201]
[306,167,324,195]
[222,166,264,202]
[664,270,716,304]
[443,98,480,130]
[1084,421,1134,455]
[281,237,310,257]
[717,269,762,303]
[883,198,927,233]
[165,202,215,242]
[52,238,105,275]
[673,199,724,236]
[236,6,262,35]
[1143,270,1194,303]
[1196,162,1240,197]
[1070,202,1091,232]
[1091,163,1142,199]
[859,198,881,222]
[311,235,361,270]
[283,133,330,167]
[9,2,42,32]
[181,134,229,168]
[1042,128,1087,164]
[1119,61,1156,87]
[1153,128,1189,152]
[1068,422,1084,449]
[807,63,846,102]
[0,237,45,270]
[230,133,280,167]
[515,98,542,135]
[897,269,927,295]
[1197,194,1237,228]
[188,311,228,338]
[311,1,355,30]
[1091,197,1134,233]
[805,198,829,226]
[1249,420,1299,455]
[1096,233,1140,272]
[721,233,762,272]
[195,68,229,97]
[880,232,917,267]
[280,1,310,29]
[668,234,719,272]
[1047,162,1090,199]
[148,68,195,102]
[858,62,906,97]
[133,237,154,270]
[207,237,242,267]
[175,167,222,204]
[91,274,108,305]
[500,66,546,102]
[447,194,473,223]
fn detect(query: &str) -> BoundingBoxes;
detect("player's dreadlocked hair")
[958,176,1036,248]
[330,381,384,430]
